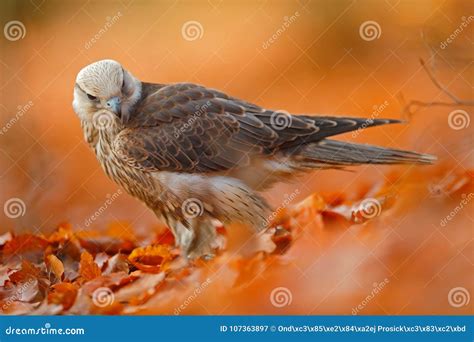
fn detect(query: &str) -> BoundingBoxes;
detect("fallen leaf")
[128,245,174,273]
[104,254,129,274]
[3,234,49,262]
[271,227,293,254]
[79,236,135,255]
[107,222,137,242]
[78,251,101,283]
[48,223,74,244]
[94,252,109,270]
[0,232,13,247]
[45,254,64,283]
[9,260,42,284]
[114,272,165,305]
[48,282,78,310]
[7,261,47,304]
[55,239,82,281]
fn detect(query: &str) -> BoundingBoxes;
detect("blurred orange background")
[0,0,472,315]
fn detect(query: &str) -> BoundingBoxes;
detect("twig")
[399,58,474,118]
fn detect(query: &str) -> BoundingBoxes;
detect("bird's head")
[73,59,141,123]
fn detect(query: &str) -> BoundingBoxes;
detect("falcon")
[72,59,435,258]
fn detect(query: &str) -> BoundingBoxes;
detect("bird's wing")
[113,83,398,173]
[113,83,313,173]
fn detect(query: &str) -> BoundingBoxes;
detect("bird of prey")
[73,59,435,258]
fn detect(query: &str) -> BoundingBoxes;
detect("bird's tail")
[292,139,436,168]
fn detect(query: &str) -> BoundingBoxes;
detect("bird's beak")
[105,96,122,117]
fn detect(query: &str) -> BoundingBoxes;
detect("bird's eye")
[87,94,97,101]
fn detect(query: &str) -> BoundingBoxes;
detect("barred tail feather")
[293,139,436,167]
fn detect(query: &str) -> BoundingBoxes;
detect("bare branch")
[399,57,474,118]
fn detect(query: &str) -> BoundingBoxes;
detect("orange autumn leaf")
[106,221,137,242]
[128,245,173,273]
[9,260,42,284]
[153,228,175,246]
[0,167,472,314]
[48,223,75,243]
[3,234,49,259]
[45,254,64,282]
[288,193,327,227]
[429,169,474,197]
[271,227,293,254]
[78,236,135,255]
[0,232,12,246]
[78,251,101,283]
[48,282,78,310]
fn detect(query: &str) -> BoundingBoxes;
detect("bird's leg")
[161,214,219,259]
[166,216,195,252]
[186,217,219,259]
[156,213,193,252]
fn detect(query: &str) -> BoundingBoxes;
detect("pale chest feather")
[80,121,217,224]
[81,120,159,206]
